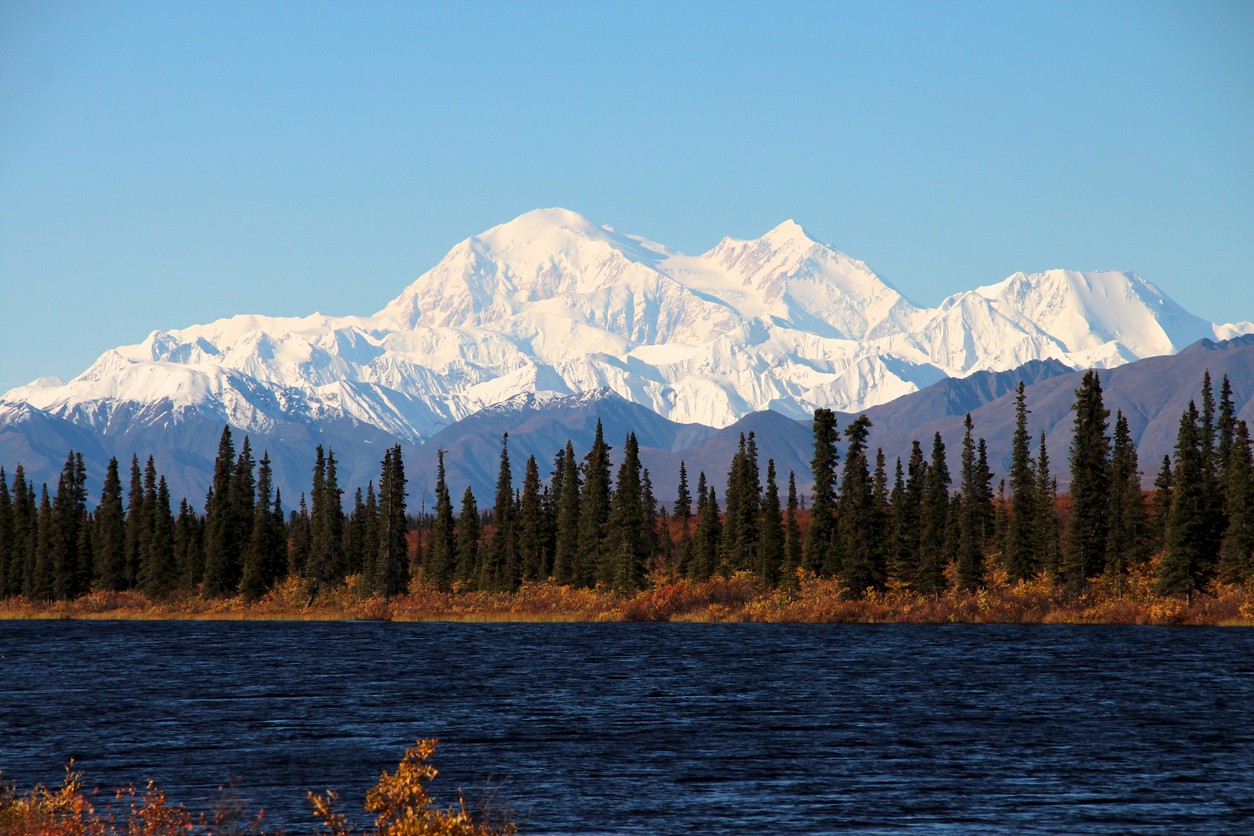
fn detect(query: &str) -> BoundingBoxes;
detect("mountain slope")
[3,208,1251,503]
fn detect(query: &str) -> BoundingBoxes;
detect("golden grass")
[3,563,1252,626]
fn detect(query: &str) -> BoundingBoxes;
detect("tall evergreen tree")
[93,457,127,591]
[140,475,176,598]
[13,468,38,598]
[0,469,11,597]
[1219,419,1254,585]
[641,468,659,569]
[32,487,53,601]
[757,459,784,587]
[1197,370,1226,571]
[174,498,203,592]
[202,426,241,596]
[552,441,581,584]
[1062,369,1111,591]
[782,471,802,588]
[124,455,144,589]
[424,450,457,591]
[576,420,612,587]
[915,433,951,595]
[956,415,988,591]
[516,454,547,582]
[674,461,693,529]
[1035,433,1061,578]
[376,445,409,598]
[805,409,840,575]
[454,486,481,586]
[241,452,286,601]
[690,474,720,582]
[288,494,312,579]
[721,433,761,574]
[1150,454,1174,556]
[1159,402,1209,597]
[1218,374,1236,489]
[343,488,368,576]
[1105,411,1145,589]
[1004,382,1037,582]
[606,433,647,593]
[51,451,89,599]
[307,446,346,588]
[839,415,882,596]
[481,434,517,592]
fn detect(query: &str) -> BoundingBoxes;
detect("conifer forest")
[2,370,1252,620]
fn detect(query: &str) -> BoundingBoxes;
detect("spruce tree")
[757,459,784,587]
[241,452,285,601]
[230,436,256,561]
[0,469,11,597]
[915,433,951,595]
[690,474,720,582]
[1035,433,1061,577]
[805,408,840,575]
[343,488,368,576]
[607,432,647,593]
[576,420,612,587]
[455,486,481,586]
[1150,454,1173,556]
[721,433,761,574]
[956,414,987,592]
[361,482,380,585]
[1159,403,1208,597]
[1219,419,1254,585]
[9,468,37,598]
[33,486,53,601]
[51,451,88,600]
[288,494,312,579]
[125,455,144,589]
[308,446,346,588]
[174,498,203,592]
[516,454,546,582]
[93,457,127,591]
[839,415,882,597]
[481,434,517,592]
[1062,370,1110,592]
[140,476,176,598]
[376,445,409,598]
[1197,370,1226,574]
[424,450,456,591]
[552,441,581,584]
[893,441,927,587]
[202,426,241,596]
[675,461,693,529]
[1218,375,1236,490]
[1005,382,1037,582]
[641,467,659,569]
[1105,411,1145,589]
[782,471,802,589]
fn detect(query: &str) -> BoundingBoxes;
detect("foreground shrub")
[0,740,513,835]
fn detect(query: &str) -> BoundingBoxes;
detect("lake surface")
[1,621,1252,834]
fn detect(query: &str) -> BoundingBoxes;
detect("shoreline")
[4,570,1252,626]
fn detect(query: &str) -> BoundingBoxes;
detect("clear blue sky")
[2,0,1252,393]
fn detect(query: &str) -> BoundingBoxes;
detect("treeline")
[0,370,1251,604]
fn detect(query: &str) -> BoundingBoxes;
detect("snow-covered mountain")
[4,208,1248,446]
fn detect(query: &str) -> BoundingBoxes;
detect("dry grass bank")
[3,562,1253,626]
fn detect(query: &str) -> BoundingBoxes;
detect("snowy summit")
[4,208,1247,443]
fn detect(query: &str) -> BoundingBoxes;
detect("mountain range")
[2,208,1252,506]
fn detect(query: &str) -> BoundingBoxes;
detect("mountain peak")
[760,218,817,248]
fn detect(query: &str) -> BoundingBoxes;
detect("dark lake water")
[2,621,1253,834]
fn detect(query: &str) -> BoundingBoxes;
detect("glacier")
[4,207,1247,443]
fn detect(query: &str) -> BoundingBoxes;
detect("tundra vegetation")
[1,371,1253,625]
